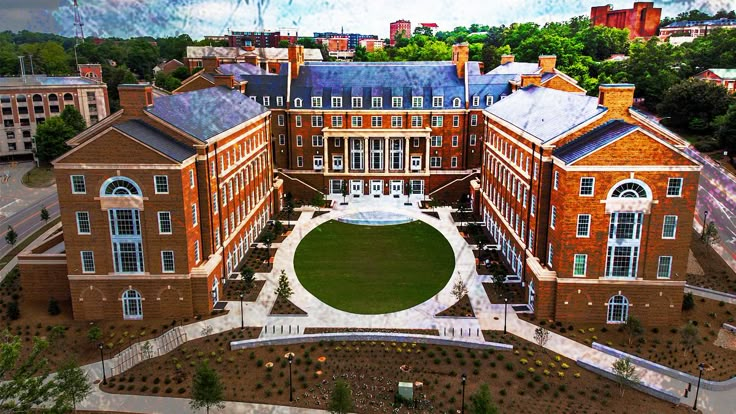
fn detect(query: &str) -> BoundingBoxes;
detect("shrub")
[516,371,525,379]
[682,293,695,311]
[6,302,19,320]
[47,297,61,315]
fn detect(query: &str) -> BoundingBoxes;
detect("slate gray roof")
[486,85,606,143]
[146,86,268,141]
[219,63,273,76]
[186,46,245,59]
[114,119,196,162]
[218,63,289,108]
[487,62,540,75]
[553,120,638,164]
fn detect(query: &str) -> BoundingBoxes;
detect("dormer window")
[472,95,480,106]
[352,97,362,108]
[486,95,494,106]
[371,97,382,108]
[294,98,302,108]
[452,97,461,108]
[332,96,342,108]
[392,97,402,108]
[412,96,423,108]
[311,96,322,108]
[432,96,443,108]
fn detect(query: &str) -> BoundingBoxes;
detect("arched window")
[16,95,26,103]
[48,94,58,102]
[610,180,650,198]
[32,94,43,102]
[294,98,302,108]
[452,97,461,108]
[122,290,143,319]
[101,177,141,196]
[607,295,629,323]
[63,93,73,101]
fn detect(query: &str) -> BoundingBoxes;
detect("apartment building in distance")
[477,83,700,326]
[389,19,412,45]
[0,63,109,160]
[19,81,278,320]
[184,46,323,73]
[590,2,661,38]
[227,28,299,48]
[660,18,736,39]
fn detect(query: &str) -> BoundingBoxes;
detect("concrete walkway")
[75,198,733,414]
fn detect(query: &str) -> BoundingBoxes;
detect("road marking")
[0,200,59,237]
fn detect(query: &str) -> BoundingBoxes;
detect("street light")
[239,292,244,330]
[98,343,107,385]
[701,210,709,239]
[288,353,294,402]
[693,362,705,411]
[460,373,467,414]
[504,298,508,335]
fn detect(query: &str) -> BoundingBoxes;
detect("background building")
[0,63,109,160]
[227,29,298,48]
[313,32,378,50]
[693,68,736,93]
[590,2,661,38]
[660,18,736,39]
[359,38,384,53]
[184,46,323,73]
[389,19,412,45]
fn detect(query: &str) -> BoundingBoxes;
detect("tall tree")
[189,362,224,414]
[53,359,92,413]
[126,38,160,79]
[657,79,733,132]
[60,105,87,134]
[469,383,498,414]
[34,117,74,164]
[328,379,352,414]
[716,105,736,156]
[0,333,56,411]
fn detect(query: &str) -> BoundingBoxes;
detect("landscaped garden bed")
[242,248,273,273]
[687,230,736,294]
[484,282,526,305]
[436,295,475,317]
[104,330,690,413]
[269,296,307,316]
[273,210,302,224]
[222,280,266,302]
[520,296,736,380]
[312,211,329,218]
[421,211,440,219]
[303,328,439,335]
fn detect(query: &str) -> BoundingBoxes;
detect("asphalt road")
[0,192,60,258]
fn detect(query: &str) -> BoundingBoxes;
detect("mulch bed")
[222,280,266,302]
[303,328,439,336]
[484,282,526,304]
[436,295,475,317]
[312,211,330,218]
[421,211,440,219]
[687,230,736,294]
[242,248,273,273]
[450,212,480,224]
[520,296,736,380]
[269,296,307,316]
[103,331,691,413]
[273,210,303,223]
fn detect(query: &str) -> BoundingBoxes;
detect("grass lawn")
[294,220,455,314]
[21,166,55,188]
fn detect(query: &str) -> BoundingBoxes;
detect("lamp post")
[701,210,709,239]
[98,343,107,385]
[504,298,508,335]
[239,292,244,330]
[460,373,467,413]
[288,353,294,402]
[693,362,705,411]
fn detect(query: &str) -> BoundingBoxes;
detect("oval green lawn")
[293,220,455,314]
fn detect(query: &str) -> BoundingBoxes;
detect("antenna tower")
[73,0,85,43]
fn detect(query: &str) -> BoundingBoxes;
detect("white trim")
[657,256,673,279]
[579,176,595,196]
[662,215,678,239]
[573,254,587,277]
[155,175,170,194]
[161,250,175,273]
[80,251,95,273]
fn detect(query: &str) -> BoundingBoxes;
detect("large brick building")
[0,64,109,160]
[20,82,278,320]
[477,83,700,325]
[389,20,411,45]
[590,2,661,38]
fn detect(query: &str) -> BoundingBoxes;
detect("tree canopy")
[34,117,74,164]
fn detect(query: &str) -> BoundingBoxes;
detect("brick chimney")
[452,43,469,79]
[500,54,515,65]
[538,55,557,73]
[520,73,543,88]
[202,56,220,73]
[213,74,234,89]
[598,84,635,118]
[118,83,153,118]
[288,44,304,79]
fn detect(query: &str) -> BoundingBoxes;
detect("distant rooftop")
[0,75,101,88]
[700,68,736,80]
[186,46,322,61]
[664,18,736,28]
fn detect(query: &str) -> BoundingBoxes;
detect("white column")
[323,136,329,173]
[343,137,349,172]
[364,137,369,173]
[404,136,410,174]
[425,136,431,173]
[384,137,389,174]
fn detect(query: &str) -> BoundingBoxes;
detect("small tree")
[341,180,349,204]
[240,267,256,293]
[611,357,641,397]
[283,194,295,229]
[261,230,275,259]
[53,359,92,413]
[40,207,50,224]
[47,297,61,316]
[190,362,225,414]
[5,225,17,246]
[452,279,468,301]
[623,315,643,346]
[429,197,439,210]
[273,220,285,235]
[6,301,19,320]
[680,322,700,356]
[275,270,293,300]
[87,326,102,343]
[311,192,325,211]
[406,180,413,202]
[702,221,720,251]
[329,379,352,414]
[469,383,498,414]
[682,292,695,311]
[533,326,550,348]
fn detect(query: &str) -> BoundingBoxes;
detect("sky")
[0,0,732,39]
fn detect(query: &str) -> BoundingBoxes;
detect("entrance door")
[350,180,363,196]
[390,180,403,196]
[528,280,535,310]
[371,180,383,196]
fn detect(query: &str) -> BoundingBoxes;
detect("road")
[684,147,736,270]
[0,192,59,258]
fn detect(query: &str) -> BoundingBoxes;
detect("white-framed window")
[607,295,629,323]
[277,114,284,126]
[451,157,458,168]
[221,187,227,206]
[412,96,423,108]
[452,136,458,147]
[351,116,362,127]
[667,178,683,197]
[76,211,91,234]
[122,290,143,319]
[430,157,441,168]
[155,175,169,193]
[580,177,595,196]
[191,204,197,226]
[470,134,477,146]
[452,97,461,108]
[210,161,216,176]
[486,95,494,106]
[432,96,443,108]
[212,193,218,214]
[391,116,402,127]
[528,229,534,250]
[351,96,362,108]
[296,156,303,167]
[276,96,283,107]
[452,115,460,127]
[573,254,587,277]
[530,195,536,216]
[263,96,270,106]
[109,209,144,273]
[553,171,559,190]
[605,245,640,278]
[533,162,538,181]
[547,243,553,267]
[471,114,478,126]
[662,215,678,239]
[80,251,95,273]
[71,175,86,194]
[430,136,442,147]
[214,228,220,246]
[371,116,382,127]
[194,240,200,263]
[312,135,324,147]
[413,137,420,147]
[550,206,557,229]
[294,98,302,108]
[331,96,342,108]
[311,115,323,127]
[335,139,341,147]
[295,115,302,127]
[279,134,286,145]
[313,155,324,170]
[411,115,422,127]
[431,115,443,127]
[161,251,175,273]
[657,256,673,279]
[371,97,382,108]
[332,155,343,170]
[331,116,343,127]
[311,96,322,108]
[577,214,590,237]
[472,95,480,106]
[158,211,172,234]
[296,135,303,147]
[392,97,402,108]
